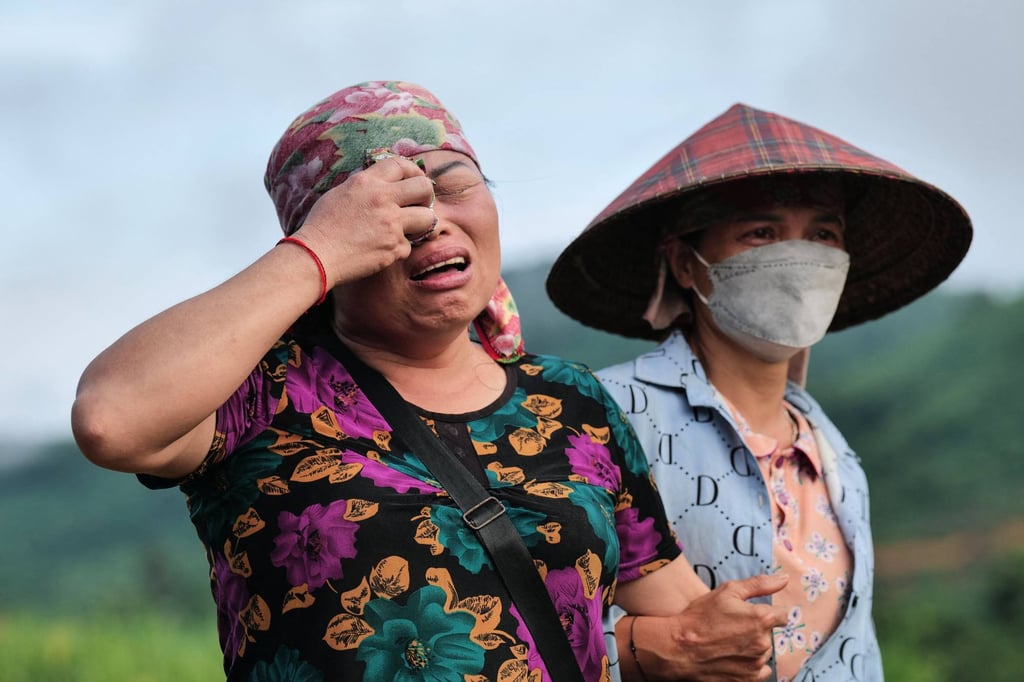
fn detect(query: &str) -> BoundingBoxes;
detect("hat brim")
[546,166,972,340]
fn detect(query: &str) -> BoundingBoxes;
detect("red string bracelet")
[277,236,328,306]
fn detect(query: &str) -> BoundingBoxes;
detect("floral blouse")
[724,399,853,682]
[142,333,680,681]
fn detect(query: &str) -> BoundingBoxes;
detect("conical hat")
[546,103,972,339]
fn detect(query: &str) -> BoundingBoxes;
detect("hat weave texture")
[546,103,972,338]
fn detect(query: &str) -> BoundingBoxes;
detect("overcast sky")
[3,0,1022,446]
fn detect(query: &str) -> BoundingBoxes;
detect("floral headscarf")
[264,80,523,362]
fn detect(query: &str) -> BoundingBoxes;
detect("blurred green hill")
[2,264,1024,680]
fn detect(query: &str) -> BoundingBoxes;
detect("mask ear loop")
[787,348,810,388]
[643,239,695,331]
[686,245,713,307]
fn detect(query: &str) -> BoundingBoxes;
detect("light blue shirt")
[600,331,882,681]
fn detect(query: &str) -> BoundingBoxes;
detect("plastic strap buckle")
[462,496,506,530]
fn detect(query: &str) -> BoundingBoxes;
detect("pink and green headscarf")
[264,80,523,362]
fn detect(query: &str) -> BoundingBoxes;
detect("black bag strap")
[324,336,585,682]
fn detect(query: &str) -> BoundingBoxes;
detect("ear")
[664,239,698,290]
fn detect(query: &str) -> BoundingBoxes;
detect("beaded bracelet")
[277,236,327,305]
[629,616,650,682]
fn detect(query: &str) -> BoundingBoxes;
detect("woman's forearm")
[614,552,709,615]
[71,243,322,476]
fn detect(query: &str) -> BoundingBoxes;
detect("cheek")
[468,203,502,292]
[462,199,501,248]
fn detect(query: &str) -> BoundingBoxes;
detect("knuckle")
[366,192,391,211]
[348,171,375,190]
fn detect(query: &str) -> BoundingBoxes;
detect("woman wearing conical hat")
[548,104,972,681]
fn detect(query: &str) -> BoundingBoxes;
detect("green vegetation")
[0,612,222,682]
[875,551,1024,682]
[809,290,1024,540]
[2,263,1022,680]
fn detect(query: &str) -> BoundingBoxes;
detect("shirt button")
[758,493,766,507]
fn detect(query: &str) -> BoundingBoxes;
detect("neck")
[689,324,792,434]
[332,321,507,414]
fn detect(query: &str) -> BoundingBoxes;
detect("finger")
[403,207,438,240]
[767,604,790,628]
[392,175,436,208]
[364,154,426,182]
[725,573,789,601]
[699,655,774,680]
[407,214,439,247]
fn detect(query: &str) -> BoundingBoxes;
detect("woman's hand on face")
[293,156,436,286]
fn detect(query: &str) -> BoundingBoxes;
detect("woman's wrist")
[617,613,696,682]
[617,615,657,681]
[276,236,328,306]
[629,616,650,681]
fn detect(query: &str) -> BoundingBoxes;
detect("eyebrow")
[428,160,475,180]
[735,210,845,227]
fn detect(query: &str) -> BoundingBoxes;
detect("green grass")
[0,611,222,682]
[4,552,1024,682]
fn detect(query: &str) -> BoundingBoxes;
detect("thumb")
[725,573,790,601]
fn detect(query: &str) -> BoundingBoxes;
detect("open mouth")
[411,256,468,281]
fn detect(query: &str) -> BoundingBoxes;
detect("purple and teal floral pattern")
[356,585,485,679]
[154,332,679,680]
[250,646,324,682]
[288,347,390,440]
[270,499,359,590]
[546,564,607,680]
[212,552,250,668]
[428,503,548,574]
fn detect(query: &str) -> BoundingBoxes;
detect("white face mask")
[691,240,851,362]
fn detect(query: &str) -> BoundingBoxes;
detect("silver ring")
[408,225,435,246]
[408,215,438,246]
[364,148,396,168]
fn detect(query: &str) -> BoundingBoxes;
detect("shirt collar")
[632,330,825,477]
[633,331,720,408]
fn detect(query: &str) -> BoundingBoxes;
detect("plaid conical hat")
[546,103,973,339]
